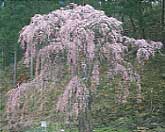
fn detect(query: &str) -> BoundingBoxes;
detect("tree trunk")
[30,52,33,80]
[78,110,92,132]
[13,50,17,87]
[138,1,146,39]
[78,91,92,132]
[162,0,165,28]
[1,48,4,70]
[129,16,137,33]
[162,0,165,46]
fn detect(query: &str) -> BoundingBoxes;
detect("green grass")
[24,126,129,132]
[94,127,128,132]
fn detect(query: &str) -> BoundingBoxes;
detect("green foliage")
[0,0,59,66]
[91,50,165,131]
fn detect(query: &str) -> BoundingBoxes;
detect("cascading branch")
[6,3,163,130]
[56,76,90,118]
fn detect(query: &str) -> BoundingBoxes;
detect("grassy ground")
[24,126,165,132]
[24,126,129,132]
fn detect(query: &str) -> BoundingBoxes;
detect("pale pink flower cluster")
[6,4,163,121]
[56,76,89,118]
[122,37,163,64]
[18,3,123,77]
[6,83,28,113]
[135,39,162,64]
[91,63,100,91]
